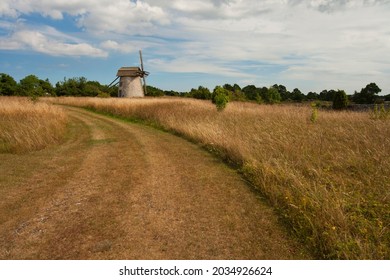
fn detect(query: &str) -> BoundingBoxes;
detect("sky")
[0,0,389,94]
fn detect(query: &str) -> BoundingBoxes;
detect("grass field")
[0,97,67,153]
[51,96,390,259]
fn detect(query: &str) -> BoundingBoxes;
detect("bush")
[310,102,319,123]
[266,87,281,104]
[370,104,390,120]
[97,92,111,98]
[190,86,211,100]
[332,90,348,110]
[212,86,230,111]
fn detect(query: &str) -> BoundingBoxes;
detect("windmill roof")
[117,67,142,77]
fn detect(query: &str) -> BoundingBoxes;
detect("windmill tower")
[116,50,149,98]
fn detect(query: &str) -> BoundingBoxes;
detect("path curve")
[0,107,308,259]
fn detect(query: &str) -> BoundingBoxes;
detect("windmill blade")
[107,76,119,88]
[142,75,147,95]
[139,50,148,95]
[139,50,144,72]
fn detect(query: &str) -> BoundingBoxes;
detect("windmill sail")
[139,50,148,95]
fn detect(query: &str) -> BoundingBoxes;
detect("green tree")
[353,83,381,104]
[223,83,245,101]
[291,88,305,102]
[273,84,289,101]
[84,81,102,96]
[190,86,211,100]
[223,84,234,92]
[332,90,349,110]
[319,89,337,101]
[233,83,241,92]
[242,85,259,101]
[0,73,18,96]
[19,75,45,96]
[307,91,319,100]
[266,86,281,104]
[55,77,88,96]
[164,90,181,96]
[212,86,230,111]
[39,78,54,96]
[146,85,164,97]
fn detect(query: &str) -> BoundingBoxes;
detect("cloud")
[0,1,18,17]
[148,57,255,79]
[77,1,169,35]
[0,24,107,57]
[0,0,170,34]
[1,0,390,92]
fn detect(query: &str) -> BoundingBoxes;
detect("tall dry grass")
[52,96,390,259]
[0,97,68,153]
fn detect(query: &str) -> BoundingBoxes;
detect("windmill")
[110,50,149,98]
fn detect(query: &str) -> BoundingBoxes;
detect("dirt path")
[0,107,309,259]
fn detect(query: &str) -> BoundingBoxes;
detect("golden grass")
[0,97,68,153]
[51,96,390,259]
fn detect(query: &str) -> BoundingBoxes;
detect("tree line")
[1,73,388,106]
[0,73,117,98]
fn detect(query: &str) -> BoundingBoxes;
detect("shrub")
[370,104,390,120]
[212,86,230,111]
[266,87,281,104]
[97,92,111,98]
[310,102,319,123]
[332,90,348,110]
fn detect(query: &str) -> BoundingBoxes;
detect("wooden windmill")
[110,50,149,97]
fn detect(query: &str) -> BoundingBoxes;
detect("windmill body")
[115,51,149,98]
[116,67,144,98]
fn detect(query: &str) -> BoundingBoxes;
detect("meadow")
[51,96,390,259]
[0,97,67,153]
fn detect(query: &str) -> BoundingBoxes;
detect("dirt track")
[0,107,308,259]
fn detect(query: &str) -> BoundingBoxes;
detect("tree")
[164,90,181,96]
[55,77,88,96]
[242,85,258,101]
[353,82,381,104]
[266,86,281,104]
[233,83,241,92]
[212,86,229,111]
[307,91,319,100]
[223,84,234,92]
[146,85,164,97]
[273,84,289,101]
[190,86,211,100]
[0,73,18,96]
[319,89,337,101]
[332,90,348,110]
[291,88,305,102]
[19,75,45,96]
[84,81,103,96]
[39,78,54,96]
[223,83,245,101]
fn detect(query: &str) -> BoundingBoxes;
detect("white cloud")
[0,24,107,57]
[148,57,255,78]
[0,0,170,34]
[1,0,390,92]
[0,1,18,17]
[100,40,138,53]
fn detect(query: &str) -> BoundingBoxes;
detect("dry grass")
[0,97,68,153]
[51,96,390,259]
[1,107,305,259]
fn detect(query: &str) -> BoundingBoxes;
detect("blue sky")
[1,0,389,94]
